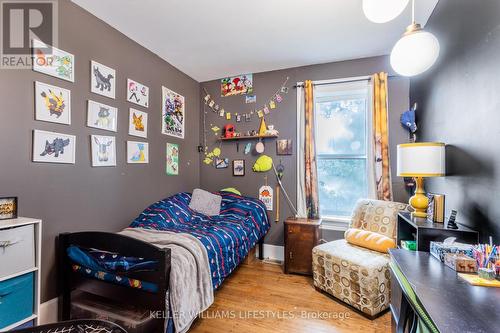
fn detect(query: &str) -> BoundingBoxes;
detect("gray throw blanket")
[119,228,214,333]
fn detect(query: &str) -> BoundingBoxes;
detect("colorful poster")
[32,40,75,82]
[221,74,253,97]
[162,86,185,139]
[259,185,273,211]
[166,143,179,175]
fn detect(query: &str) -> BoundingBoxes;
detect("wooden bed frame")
[59,232,264,332]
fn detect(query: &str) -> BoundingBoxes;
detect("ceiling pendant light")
[363,0,410,23]
[390,0,440,76]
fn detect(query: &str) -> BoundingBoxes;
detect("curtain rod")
[293,74,399,88]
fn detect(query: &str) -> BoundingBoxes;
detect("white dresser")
[0,218,41,331]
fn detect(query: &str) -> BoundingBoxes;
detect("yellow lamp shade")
[397,142,445,177]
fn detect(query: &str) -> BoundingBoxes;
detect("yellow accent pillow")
[344,228,396,253]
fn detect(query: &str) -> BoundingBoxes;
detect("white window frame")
[296,76,375,230]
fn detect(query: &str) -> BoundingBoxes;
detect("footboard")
[58,232,171,332]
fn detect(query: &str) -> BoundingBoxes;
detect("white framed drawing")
[128,108,148,138]
[127,141,149,164]
[127,79,149,108]
[161,86,185,139]
[87,100,118,132]
[32,39,75,82]
[91,135,116,167]
[32,130,76,164]
[35,81,71,125]
[91,60,116,99]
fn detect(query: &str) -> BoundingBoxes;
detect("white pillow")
[189,189,222,216]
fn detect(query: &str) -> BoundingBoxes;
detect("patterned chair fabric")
[350,199,410,240]
[313,199,409,317]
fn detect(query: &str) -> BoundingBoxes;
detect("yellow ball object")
[203,157,213,165]
[252,155,273,172]
[212,148,221,157]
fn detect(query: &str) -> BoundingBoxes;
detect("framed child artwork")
[87,100,118,132]
[35,81,71,125]
[233,159,245,176]
[91,60,116,99]
[127,141,149,164]
[128,108,148,138]
[166,143,179,175]
[127,79,149,108]
[32,130,76,164]
[91,135,116,167]
[32,39,75,82]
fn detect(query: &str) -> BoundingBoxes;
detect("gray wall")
[410,0,500,242]
[0,1,200,302]
[200,56,410,246]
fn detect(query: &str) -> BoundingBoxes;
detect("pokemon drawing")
[40,138,70,158]
[131,143,146,162]
[41,89,65,118]
[128,81,140,103]
[133,113,144,131]
[93,66,114,92]
[94,107,111,128]
[94,137,112,162]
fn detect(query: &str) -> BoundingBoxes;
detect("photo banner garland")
[202,76,290,123]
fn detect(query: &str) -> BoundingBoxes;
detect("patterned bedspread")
[129,192,270,289]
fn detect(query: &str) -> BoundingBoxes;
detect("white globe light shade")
[390,29,440,76]
[363,0,410,23]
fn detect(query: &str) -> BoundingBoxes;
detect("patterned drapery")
[304,80,320,219]
[372,72,393,201]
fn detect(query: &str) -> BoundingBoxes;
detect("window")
[314,80,371,219]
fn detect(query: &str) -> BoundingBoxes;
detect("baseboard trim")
[39,297,59,325]
[256,244,284,262]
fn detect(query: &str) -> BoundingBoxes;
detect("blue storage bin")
[0,272,34,329]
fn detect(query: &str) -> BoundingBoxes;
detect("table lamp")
[397,142,445,218]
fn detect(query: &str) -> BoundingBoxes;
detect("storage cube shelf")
[0,217,42,332]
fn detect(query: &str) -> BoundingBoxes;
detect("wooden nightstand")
[284,217,321,275]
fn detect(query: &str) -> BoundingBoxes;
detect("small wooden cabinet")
[284,217,321,275]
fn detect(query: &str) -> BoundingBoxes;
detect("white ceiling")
[72,0,438,82]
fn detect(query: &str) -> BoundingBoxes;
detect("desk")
[389,249,499,333]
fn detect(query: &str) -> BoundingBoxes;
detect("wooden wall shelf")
[218,135,278,141]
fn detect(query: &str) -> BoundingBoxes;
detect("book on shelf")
[427,193,445,223]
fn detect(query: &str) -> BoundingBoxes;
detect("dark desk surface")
[390,249,499,333]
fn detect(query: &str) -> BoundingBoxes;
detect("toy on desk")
[447,209,459,229]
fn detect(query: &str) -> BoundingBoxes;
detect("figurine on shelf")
[265,124,279,136]
[447,210,459,229]
[223,124,235,138]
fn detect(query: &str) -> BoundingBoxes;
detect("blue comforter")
[129,192,270,289]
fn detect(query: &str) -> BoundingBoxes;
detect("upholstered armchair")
[312,199,410,318]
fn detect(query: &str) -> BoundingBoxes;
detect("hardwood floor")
[190,261,391,333]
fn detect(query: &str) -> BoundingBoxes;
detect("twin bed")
[59,191,270,333]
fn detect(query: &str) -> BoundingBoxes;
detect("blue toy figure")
[400,103,418,142]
